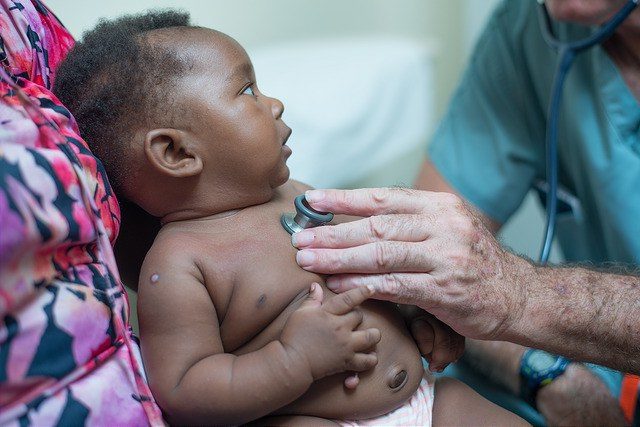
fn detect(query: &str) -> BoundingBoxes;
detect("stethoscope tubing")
[536,0,638,264]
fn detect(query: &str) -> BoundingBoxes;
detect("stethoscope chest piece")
[281,194,334,235]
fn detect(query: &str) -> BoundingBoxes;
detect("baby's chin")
[272,165,291,189]
[270,162,291,189]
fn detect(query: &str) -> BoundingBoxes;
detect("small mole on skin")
[256,293,267,308]
[150,274,160,284]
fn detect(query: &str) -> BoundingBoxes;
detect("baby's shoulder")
[139,229,201,284]
[141,225,236,291]
[138,226,233,304]
[145,227,199,261]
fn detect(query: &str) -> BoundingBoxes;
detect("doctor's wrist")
[535,362,577,401]
[464,340,526,395]
[535,363,626,425]
[491,253,537,343]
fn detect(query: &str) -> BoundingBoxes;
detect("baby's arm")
[137,241,380,425]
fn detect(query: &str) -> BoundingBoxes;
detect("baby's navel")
[387,369,408,390]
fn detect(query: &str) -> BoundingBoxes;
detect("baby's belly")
[276,300,424,420]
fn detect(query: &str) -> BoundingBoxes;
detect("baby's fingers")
[344,373,360,390]
[351,328,381,352]
[346,352,378,372]
[323,285,374,315]
[343,309,364,329]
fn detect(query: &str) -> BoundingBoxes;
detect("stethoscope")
[536,0,638,263]
[281,195,333,235]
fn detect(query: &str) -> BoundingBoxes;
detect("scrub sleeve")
[428,0,545,225]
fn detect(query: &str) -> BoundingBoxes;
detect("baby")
[54,10,525,426]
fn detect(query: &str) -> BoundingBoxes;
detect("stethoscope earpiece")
[281,194,334,235]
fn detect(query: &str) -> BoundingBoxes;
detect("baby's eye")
[242,85,256,96]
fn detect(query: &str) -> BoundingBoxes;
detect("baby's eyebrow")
[226,62,254,83]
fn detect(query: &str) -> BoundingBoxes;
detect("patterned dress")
[0,1,164,425]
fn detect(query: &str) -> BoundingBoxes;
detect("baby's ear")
[143,128,203,178]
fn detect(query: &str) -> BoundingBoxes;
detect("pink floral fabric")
[0,1,163,425]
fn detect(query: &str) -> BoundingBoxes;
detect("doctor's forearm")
[505,264,640,374]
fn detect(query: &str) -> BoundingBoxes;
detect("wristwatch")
[519,349,570,408]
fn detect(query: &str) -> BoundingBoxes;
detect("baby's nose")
[271,97,284,119]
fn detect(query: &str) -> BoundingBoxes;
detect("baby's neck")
[160,207,242,225]
[159,185,284,226]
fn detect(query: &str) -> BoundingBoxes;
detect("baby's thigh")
[432,377,529,426]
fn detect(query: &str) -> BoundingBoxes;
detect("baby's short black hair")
[54,10,192,194]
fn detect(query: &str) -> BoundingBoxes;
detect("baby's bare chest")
[196,210,328,354]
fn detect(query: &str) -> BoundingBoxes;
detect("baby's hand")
[280,283,380,384]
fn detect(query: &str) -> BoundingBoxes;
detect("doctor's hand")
[291,188,535,342]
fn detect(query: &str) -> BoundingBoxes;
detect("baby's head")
[55,10,292,220]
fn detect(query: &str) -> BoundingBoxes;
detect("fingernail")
[326,278,339,290]
[296,250,316,267]
[305,190,325,203]
[366,284,375,294]
[291,231,314,248]
[310,282,316,292]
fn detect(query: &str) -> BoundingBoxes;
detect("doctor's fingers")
[304,187,463,218]
[293,214,431,249]
[325,272,442,309]
[296,241,439,275]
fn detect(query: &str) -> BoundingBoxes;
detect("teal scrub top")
[429,0,640,265]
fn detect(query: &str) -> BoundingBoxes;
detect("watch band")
[520,349,570,409]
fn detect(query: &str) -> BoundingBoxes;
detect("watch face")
[529,351,557,371]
